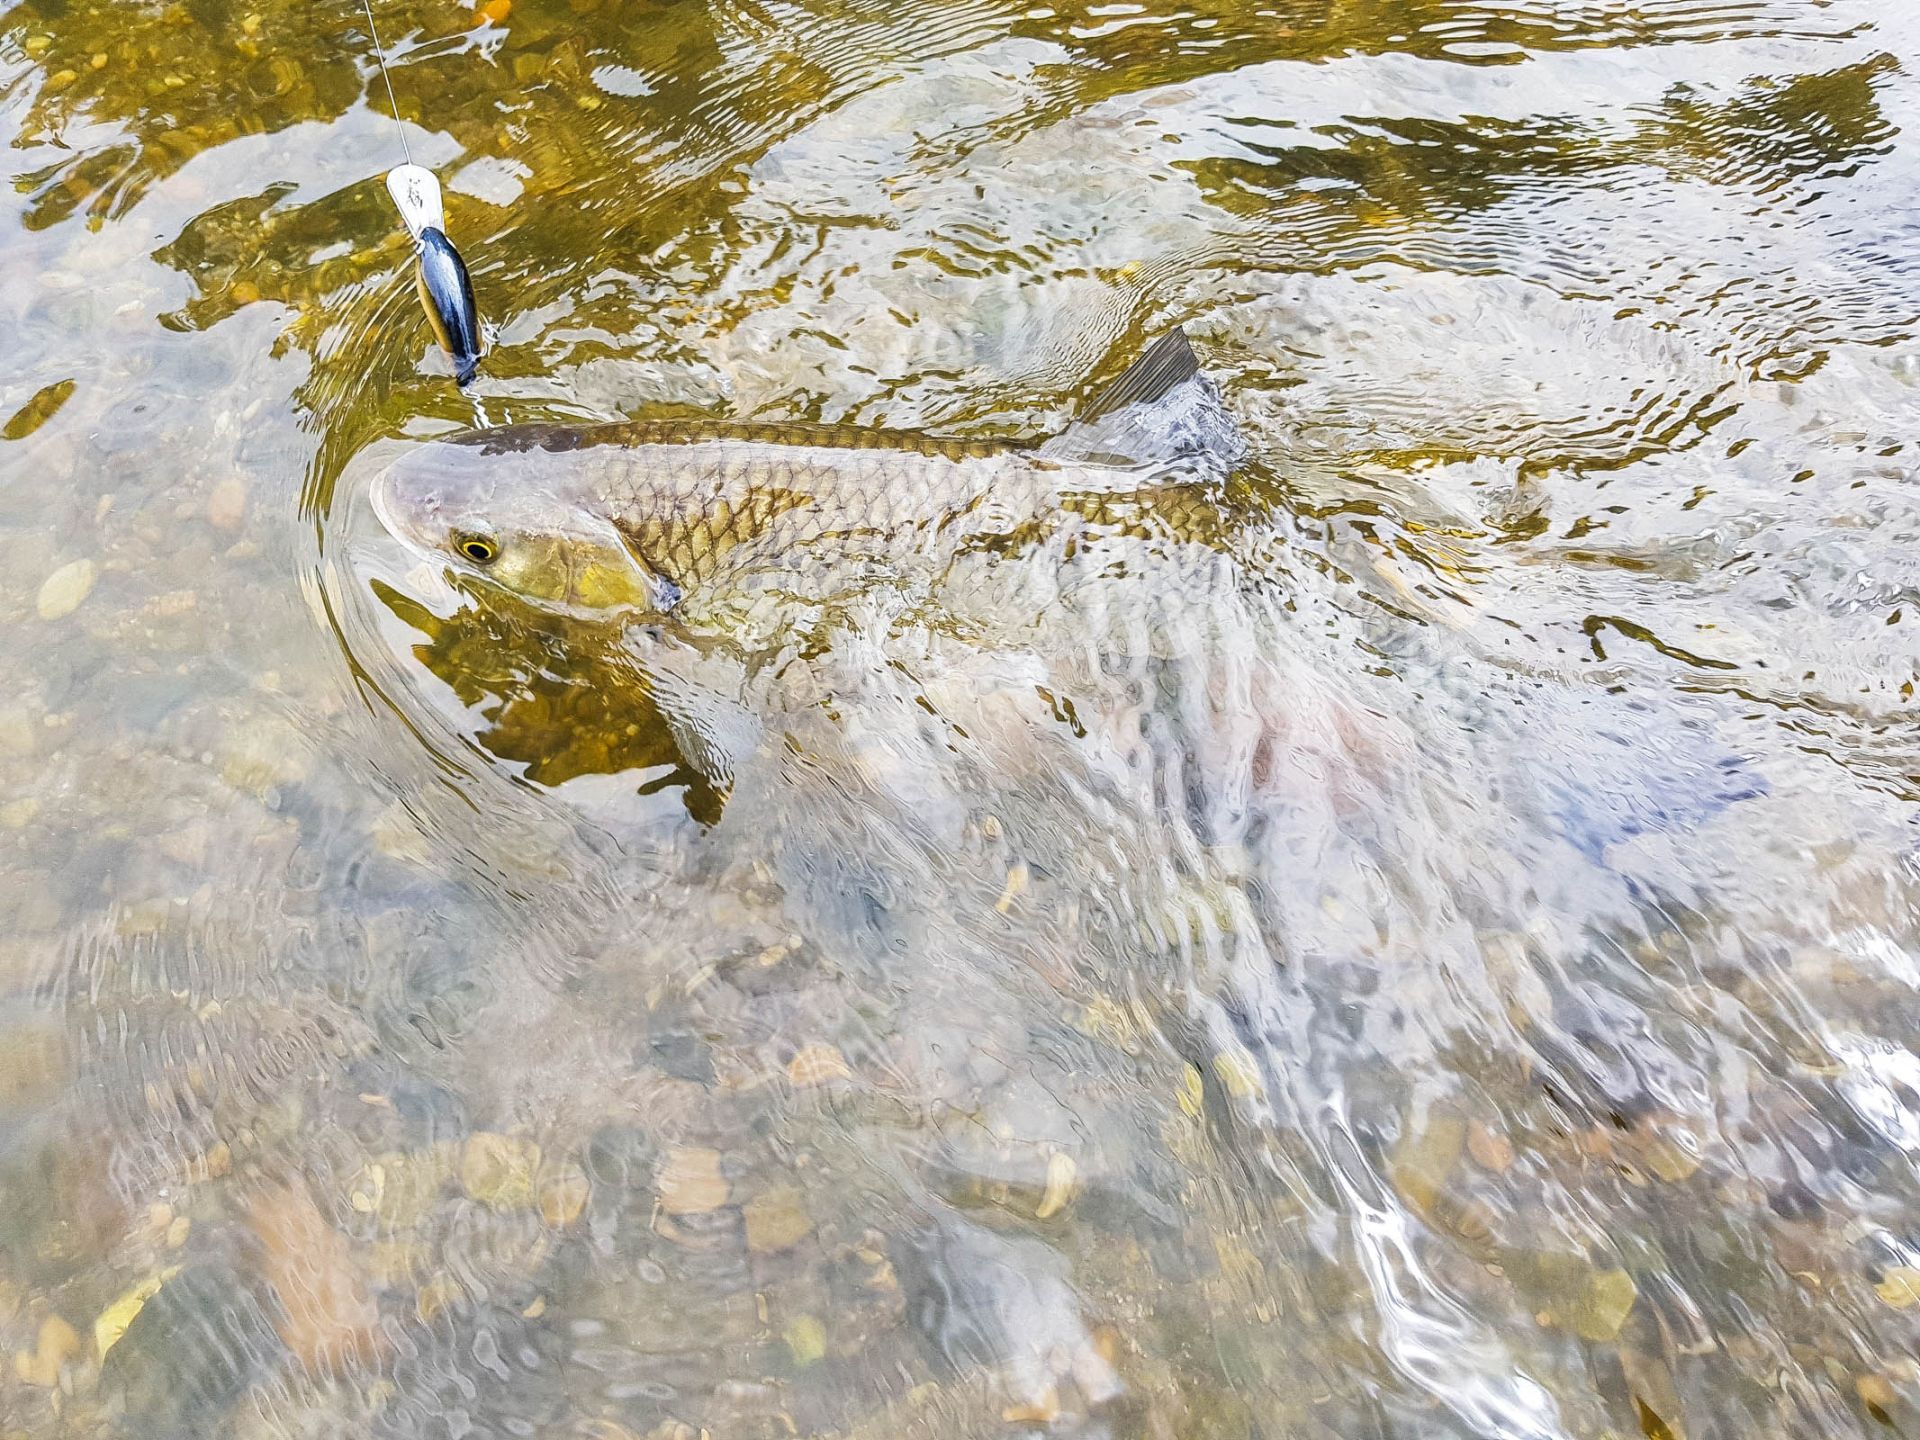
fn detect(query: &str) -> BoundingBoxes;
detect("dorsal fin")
[1039,327,1239,468]
[1078,327,1199,423]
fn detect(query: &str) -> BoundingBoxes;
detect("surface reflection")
[371,576,728,821]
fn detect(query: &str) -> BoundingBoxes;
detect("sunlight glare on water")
[2,0,1920,1437]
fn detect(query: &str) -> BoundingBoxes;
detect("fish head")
[371,439,674,616]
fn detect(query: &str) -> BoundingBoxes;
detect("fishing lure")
[361,0,484,386]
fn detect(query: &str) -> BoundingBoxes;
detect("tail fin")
[1039,326,1242,468]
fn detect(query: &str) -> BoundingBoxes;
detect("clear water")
[3,1,1919,1436]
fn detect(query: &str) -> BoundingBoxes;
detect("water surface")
[3,0,1920,1437]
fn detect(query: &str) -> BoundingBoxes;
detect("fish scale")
[589,435,1052,595]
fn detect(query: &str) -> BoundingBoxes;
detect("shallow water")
[4,0,1920,1436]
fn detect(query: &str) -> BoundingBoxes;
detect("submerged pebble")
[783,1313,827,1366]
[538,1161,591,1227]
[657,1146,728,1215]
[460,1131,541,1210]
[1876,1267,1920,1309]
[36,558,96,620]
[13,1313,80,1387]
[742,1186,813,1253]
[207,475,248,531]
[247,1181,384,1370]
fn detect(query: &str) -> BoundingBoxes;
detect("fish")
[369,327,1247,622]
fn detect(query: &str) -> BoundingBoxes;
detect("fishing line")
[359,0,412,166]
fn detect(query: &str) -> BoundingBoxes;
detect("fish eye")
[454,532,499,565]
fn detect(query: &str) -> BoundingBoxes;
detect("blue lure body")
[414,226,482,387]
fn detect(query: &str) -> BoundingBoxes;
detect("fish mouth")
[553,548,672,616]
[645,572,684,612]
[609,523,684,613]
[367,466,429,554]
